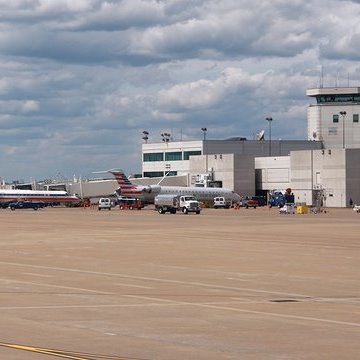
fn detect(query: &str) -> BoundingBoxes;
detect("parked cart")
[279,204,295,214]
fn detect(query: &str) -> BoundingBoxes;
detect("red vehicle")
[117,197,144,210]
[240,197,258,209]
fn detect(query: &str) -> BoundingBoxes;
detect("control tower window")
[316,94,360,103]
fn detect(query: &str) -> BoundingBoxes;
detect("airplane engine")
[142,185,161,194]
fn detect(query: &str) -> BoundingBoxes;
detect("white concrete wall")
[290,149,347,207]
[308,104,360,148]
[189,154,254,195]
[290,150,315,206]
[142,141,202,175]
[255,156,290,191]
[313,149,346,207]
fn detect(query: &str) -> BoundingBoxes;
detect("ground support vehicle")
[98,198,112,210]
[353,205,360,213]
[9,200,45,210]
[155,194,201,214]
[1,201,13,209]
[251,196,267,206]
[213,197,231,209]
[117,197,144,210]
[240,197,258,209]
[269,190,295,208]
[279,204,295,214]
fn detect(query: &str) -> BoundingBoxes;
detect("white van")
[213,197,231,209]
[98,198,111,210]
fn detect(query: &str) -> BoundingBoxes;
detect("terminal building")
[33,86,360,208]
[138,86,360,207]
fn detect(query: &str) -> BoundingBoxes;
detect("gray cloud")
[0,0,360,180]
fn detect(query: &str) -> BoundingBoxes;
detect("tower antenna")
[320,66,324,88]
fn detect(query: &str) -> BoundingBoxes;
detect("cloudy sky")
[1,0,360,181]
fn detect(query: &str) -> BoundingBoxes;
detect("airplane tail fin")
[108,169,142,196]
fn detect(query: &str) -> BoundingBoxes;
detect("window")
[316,95,360,103]
[143,152,163,162]
[183,150,201,160]
[165,152,182,161]
[143,171,164,178]
[333,114,339,123]
[353,114,359,123]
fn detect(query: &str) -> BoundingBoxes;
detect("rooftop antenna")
[335,71,339,87]
[320,66,324,88]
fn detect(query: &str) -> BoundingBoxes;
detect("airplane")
[0,189,80,207]
[108,169,241,204]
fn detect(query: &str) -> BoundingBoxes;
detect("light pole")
[265,117,273,156]
[201,128,208,173]
[142,130,149,143]
[161,132,171,143]
[201,127,207,140]
[339,111,347,149]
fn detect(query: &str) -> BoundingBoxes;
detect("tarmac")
[0,205,359,359]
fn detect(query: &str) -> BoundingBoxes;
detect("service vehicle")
[98,198,112,210]
[8,200,45,211]
[251,196,267,206]
[353,205,360,213]
[269,188,295,208]
[117,197,144,210]
[154,194,201,214]
[240,196,258,208]
[213,197,231,209]
[279,204,295,214]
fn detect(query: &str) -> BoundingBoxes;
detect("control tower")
[307,87,360,148]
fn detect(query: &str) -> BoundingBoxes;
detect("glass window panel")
[143,171,164,177]
[143,152,164,162]
[165,152,182,161]
[183,150,202,160]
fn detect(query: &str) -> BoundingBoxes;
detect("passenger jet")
[108,169,241,204]
[0,189,80,205]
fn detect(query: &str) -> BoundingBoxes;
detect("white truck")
[213,196,231,209]
[154,194,201,214]
[98,198,112,210]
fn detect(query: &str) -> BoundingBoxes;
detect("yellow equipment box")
[297,206,308,214]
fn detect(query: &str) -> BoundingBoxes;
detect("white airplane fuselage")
[123,184,241,204]
[0,189,80,203]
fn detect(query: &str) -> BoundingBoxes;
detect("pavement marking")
[114,282,153,289]
[0,342,142,359]
[0,278,112,295]
[24,272,53,278]
[0,261,315,299]
[124,294,360,329]
[0,303,178,310]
